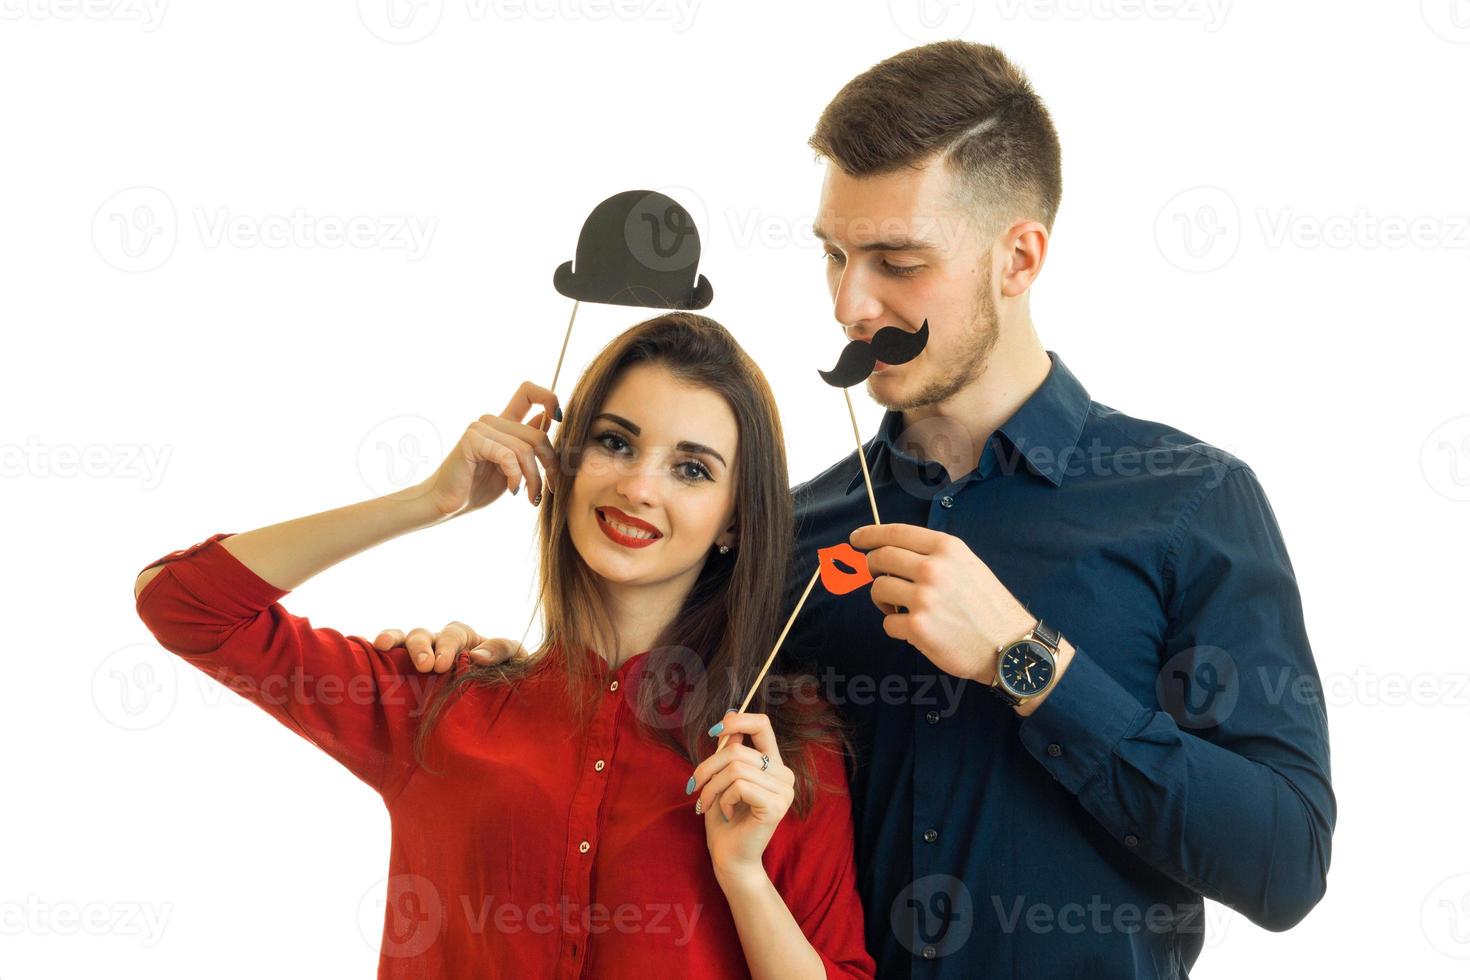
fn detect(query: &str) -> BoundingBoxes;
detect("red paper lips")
[817,542,874,595]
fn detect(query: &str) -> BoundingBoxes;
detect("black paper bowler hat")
[553,189,714,310]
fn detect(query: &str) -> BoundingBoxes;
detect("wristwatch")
[990,619,1063,707]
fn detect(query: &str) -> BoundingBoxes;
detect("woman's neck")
[597,562,704,669]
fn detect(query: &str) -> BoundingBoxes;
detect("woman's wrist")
[714,861,772,900]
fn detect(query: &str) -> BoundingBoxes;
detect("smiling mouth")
[596,507,663,549]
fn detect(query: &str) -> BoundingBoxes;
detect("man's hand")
[372,622,531,673]
[850,522,1041,687]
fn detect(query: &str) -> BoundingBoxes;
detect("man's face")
[814,154,999,411]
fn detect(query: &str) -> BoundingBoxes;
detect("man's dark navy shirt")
[782,352,1335,978]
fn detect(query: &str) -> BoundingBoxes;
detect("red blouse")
[134,533,875,980]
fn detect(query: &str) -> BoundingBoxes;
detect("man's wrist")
[1013,636,1075,717]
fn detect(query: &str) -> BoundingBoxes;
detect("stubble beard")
[871,262,999,413]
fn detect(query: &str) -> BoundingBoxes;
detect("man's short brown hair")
[810,41,1063,237]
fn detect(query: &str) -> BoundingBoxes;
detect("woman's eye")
[594,431,631,453]
[676,460,712,482]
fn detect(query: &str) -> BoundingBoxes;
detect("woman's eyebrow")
[594,413,727,468]
[677,442,727,468]
[594,412,640,434]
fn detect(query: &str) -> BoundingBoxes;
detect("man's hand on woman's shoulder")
[373,621,530,673]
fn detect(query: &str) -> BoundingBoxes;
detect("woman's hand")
[417,381,562,520]
[689,711,797,884]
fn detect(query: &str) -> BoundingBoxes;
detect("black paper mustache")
[818,320,930,388]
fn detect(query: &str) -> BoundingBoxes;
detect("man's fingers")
[373,628,405,651]
[468,637,531,666]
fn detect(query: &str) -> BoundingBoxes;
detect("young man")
[380,42,1334,977]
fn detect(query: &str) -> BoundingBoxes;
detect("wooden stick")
[549,300,580,393]
[844,387,881,526]
[715,564,822,753]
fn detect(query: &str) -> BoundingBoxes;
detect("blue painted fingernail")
[720,809,729,823]
[685,775,696,795]
[553,405,563,423]
[707,722,724,737]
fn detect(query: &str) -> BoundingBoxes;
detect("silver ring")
[760,754,770,772]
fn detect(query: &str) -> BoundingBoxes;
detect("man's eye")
[882,260,923,277]
[823,251,845,266]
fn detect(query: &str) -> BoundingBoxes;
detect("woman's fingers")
[500,381,562,428]
[476,413,561,483]
[468,422,538,500]
[689,740,786,805]
[714,776,790,824]
[696,756,793,821]
[709,712,785,773]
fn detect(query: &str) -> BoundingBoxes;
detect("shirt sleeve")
[765,741,877,980]
[1017,464,1336,932]
[134,532,454,801]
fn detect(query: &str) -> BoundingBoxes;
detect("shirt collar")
[845,351,1091,494]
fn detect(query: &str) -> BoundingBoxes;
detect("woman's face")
[566,362,739,590]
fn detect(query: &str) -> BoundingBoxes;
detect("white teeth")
[602,512,658,540]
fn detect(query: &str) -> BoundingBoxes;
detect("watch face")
[998,640,1056,698]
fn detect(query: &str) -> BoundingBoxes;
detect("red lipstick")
[596,506,663,549]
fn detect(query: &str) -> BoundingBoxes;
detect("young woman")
[132,312,875,979]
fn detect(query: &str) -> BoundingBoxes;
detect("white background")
[4,1,1469,976]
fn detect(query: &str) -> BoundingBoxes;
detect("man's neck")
[900,331,1053,482]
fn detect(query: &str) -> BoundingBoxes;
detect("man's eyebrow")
[594,413,728,468]
[812,224,937,253]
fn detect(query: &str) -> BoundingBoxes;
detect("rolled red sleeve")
[134,533,447,800]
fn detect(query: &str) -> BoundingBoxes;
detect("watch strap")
[1032,618,1061,652]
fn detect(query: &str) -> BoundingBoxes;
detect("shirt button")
[925,709,940,725]
[609,680,619,692]
[940,495,954,509]
[922,828,938,843]
[1124,834,1139,848]
[1047,743,1063,758]
[579,840,591,854]
[922,945,938,959]
[594,759,605,772]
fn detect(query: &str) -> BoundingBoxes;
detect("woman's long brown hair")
[412,312,851,816]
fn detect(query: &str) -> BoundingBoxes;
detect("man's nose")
[831,263,885,336]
